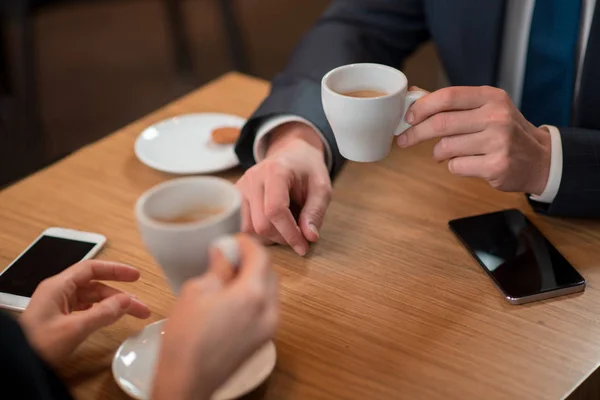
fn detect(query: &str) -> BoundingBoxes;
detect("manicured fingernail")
[405,112,414,124]
[309,223,319,238]
[397,134,408,147]
[130,294,138,299]
[294,245,307,256]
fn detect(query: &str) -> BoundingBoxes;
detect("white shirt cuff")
[252,115,333,172]
[529,125,563,204]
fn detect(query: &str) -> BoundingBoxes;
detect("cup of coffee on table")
[135,176,241,294]
[321,63,427,162]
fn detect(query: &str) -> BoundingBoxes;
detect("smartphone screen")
[449,209,585,301]
[0,236,97,298]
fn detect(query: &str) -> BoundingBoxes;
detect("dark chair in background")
[0,0,250,186]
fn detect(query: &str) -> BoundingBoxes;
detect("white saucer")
[112,319,277,400]
[134,113,245,175]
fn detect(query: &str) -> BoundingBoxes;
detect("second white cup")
[321,63,426,162]
[135,177,241,294]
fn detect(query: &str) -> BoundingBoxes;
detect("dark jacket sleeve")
[0,312,73,400]
[528,127,600,218]
[235,0,430,178]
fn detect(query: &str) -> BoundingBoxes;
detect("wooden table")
[2,73,600,400]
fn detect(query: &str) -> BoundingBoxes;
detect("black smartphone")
[448,209,585,304]
[0,228,106,312]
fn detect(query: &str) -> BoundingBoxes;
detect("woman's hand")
[152,235,278,400]
[20,260,151,367]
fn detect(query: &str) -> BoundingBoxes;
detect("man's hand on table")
[398,86,552,196]
[236,122,332,256]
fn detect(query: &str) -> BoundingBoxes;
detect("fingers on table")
[243,175,308,255]
[264,174,308,255]
[246,182,287,245]
[298,177,332,243]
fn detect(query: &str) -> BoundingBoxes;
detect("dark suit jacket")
[0,312,73,400]
[235,0,600,218]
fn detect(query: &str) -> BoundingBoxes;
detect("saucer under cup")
[112,319,277,400]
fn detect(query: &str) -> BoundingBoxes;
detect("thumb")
[298,179,331,243]
[68,293,131,342]
[208,237,239,284]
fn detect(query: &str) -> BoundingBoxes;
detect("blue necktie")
[521,0,582,127]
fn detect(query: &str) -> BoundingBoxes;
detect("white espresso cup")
[321,63,426,162]
[135,177,241,294]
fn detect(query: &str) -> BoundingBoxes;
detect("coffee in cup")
[152,207,224,224]
[341,90,388,98]
[321,63,426,162]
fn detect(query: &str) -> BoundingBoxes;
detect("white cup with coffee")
[321,63,426,162]
[135,176,241,294]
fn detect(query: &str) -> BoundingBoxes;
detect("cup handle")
[395,90,428,136]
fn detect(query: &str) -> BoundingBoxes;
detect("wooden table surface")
[2,73,600,400]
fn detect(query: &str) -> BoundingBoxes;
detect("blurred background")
[0,0,443,187]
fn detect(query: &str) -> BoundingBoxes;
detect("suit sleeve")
[235,0,430,178]
[528,127,600,218]
[0,312,74,400]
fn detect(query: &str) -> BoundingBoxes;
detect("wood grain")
[1,73,600,400]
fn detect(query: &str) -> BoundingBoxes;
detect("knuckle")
[64,318,86,338]
[264,203,287,221]
[305,206,326,223]
[77,260,95,273]
[431,114,449,134]
[314,180,332,201]
[254,220,273,237]
[266,160,289,176]
[487,86,510,102]
[433,138,450,161]
[495,129,513,149]
[488,109,513,128]
[100,301,121,318]
[313,178,331,192]
[489,156,510,180]
[439,87,457,107]
[497,89,511,103]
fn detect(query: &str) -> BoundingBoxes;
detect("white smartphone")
[0,227,106,312]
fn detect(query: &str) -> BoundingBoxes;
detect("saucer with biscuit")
[134,113,245,174]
